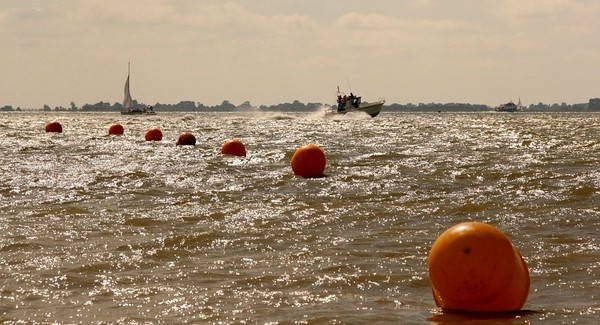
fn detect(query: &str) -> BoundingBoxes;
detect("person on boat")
[337,95,344,111]
[353,96,360,108]
[349,93,357,108]
[338,95,348,111]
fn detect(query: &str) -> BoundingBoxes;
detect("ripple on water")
[0,112,598,323]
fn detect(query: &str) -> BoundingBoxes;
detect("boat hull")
[337,101,384,118]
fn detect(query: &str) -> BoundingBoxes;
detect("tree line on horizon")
[2,98,600,112]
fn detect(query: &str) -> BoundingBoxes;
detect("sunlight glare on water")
[0,111,598,323]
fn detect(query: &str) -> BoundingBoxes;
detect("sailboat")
[121,62,155,115]
[517,97,524,111]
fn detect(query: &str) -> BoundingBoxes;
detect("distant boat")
[495,102,518,112]
[495,98,523,112]
[121,62,155,115]
[517,97,524,111]
[332,86,385,118]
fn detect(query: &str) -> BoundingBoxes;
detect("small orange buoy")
[145,128,163,141]
[428,222,530,312]
[176,132,196,146]
[108,123,124,135]
[221,138,246,157]
[291,144,326,178]
[45,121,62,133]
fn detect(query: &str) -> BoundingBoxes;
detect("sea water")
[0,111,598,324]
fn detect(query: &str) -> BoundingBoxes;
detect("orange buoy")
[291,144,326,178]
[221,138,246,157]
[108,123,124,135]
[45,121,62,133]
[176,132,196,146]
[428,222,529,312]
[145,128,163,141]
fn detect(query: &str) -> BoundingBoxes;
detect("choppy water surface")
[0,111,598,324]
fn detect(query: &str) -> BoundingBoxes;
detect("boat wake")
[320,109,372,120]
[244,111,297,120]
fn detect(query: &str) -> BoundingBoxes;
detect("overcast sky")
[1,0,599,108]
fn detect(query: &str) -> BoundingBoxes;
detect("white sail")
[120,62,155,115]
[122,64,134,112]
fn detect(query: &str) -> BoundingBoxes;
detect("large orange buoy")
[176,132,196,146]
[221,138,246,157]
[108,123,124,135]
[145,128,163,141]
[45,121,62,133]
[291,144,326,178]
[428,222,530,312]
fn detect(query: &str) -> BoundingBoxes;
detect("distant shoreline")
[2,98,600,113]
